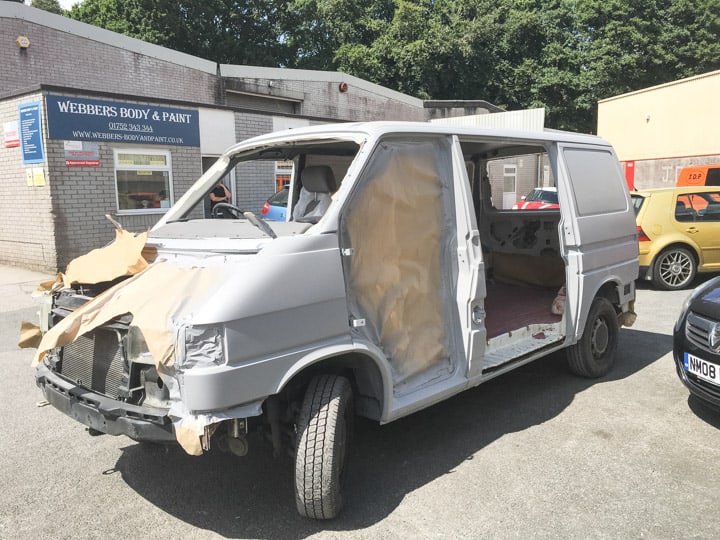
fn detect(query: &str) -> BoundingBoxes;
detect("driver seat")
[292,166,337,223]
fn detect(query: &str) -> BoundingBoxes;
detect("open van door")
[450,137,486,379]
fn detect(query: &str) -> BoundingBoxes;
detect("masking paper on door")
[344,139,453,384]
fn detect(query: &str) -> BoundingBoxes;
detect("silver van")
[33,122,638,519]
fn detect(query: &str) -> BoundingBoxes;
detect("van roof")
[222,121,611,156]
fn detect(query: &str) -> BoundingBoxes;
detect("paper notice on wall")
[25,167,45,186]
[64,140,100,166]
[32,167,45,186]
[3,121,20,148]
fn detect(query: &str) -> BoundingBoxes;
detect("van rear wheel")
[294,374,354,519]
[567,297,618,378]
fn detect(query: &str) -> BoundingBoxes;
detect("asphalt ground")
[1,265,719,539]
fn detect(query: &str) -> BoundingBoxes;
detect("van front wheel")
[294,374,354,520]
[567,297,619,378]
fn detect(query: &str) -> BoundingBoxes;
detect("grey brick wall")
[1,16,424,125]
[1,18,218,106]
[487,155,545,209]
[47,137,202,270]
[234,113,275,213]
[0,92,58,271]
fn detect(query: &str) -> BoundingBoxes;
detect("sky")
[23,0,83,8]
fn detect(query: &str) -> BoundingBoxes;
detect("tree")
[663,0,720,77]
[31,0,64,14]
[283,0,395,70]
[66,0,720,132]
[67,0,289,66]
[67,0,175,45]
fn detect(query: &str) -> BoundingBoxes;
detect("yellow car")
[633,186,720,290]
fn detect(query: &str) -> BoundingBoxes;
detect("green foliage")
[67,0,720,132]
[30,0,64,15]
[67,0,288,66]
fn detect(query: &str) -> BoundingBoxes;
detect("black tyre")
[294,374,354,520]
[652,247,696,291]
[567,297,619,378]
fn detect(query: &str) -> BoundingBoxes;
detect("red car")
[512,187,559,210]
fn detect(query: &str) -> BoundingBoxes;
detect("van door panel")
[341,136,457,390]
[451,137,486,378]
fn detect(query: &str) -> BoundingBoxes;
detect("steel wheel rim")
[658,251,692,287]
[591,317,609,358]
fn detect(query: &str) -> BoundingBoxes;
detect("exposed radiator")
[60,329,125,399]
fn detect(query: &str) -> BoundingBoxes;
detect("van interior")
[461,140,566,369]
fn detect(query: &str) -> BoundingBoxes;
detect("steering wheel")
[211,202,245,219]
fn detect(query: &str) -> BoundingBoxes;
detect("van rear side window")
[563,148,627,216]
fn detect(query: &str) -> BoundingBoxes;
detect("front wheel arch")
[275,348,390,422]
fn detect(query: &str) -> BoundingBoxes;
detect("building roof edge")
[2,3,217,75]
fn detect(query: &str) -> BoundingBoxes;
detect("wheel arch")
[274,344,392,422]
[595,279,622,308]
[649,240,700,272]
[574,276,634,341]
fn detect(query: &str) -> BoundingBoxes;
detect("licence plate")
[684,353,720,387]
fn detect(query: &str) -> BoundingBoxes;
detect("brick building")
[1,4,497,271]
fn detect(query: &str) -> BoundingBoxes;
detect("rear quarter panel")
[555,143,638,339]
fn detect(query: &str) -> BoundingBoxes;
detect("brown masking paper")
[34,229,155,295]
[345,142,449,383]
[18,321,42,349]
[33,262,223,455]
[33,262,222,370]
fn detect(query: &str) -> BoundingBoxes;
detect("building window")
[502,164,517,209]
[503,165,517,192]
[114,149,172,213]
[275,159,294,191]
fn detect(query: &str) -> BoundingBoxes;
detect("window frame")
[113,148,173,215]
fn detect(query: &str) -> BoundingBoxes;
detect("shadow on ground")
[687,395,720,429]
[114,327,671,538]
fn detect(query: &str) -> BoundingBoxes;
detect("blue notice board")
[19,101,45,164]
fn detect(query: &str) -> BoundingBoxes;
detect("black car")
[673,276,720,409]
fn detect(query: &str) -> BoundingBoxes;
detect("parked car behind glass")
[633,186,720,290]
[674,276,720,411]
[261,186,288,221]
[512,187,559,210]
